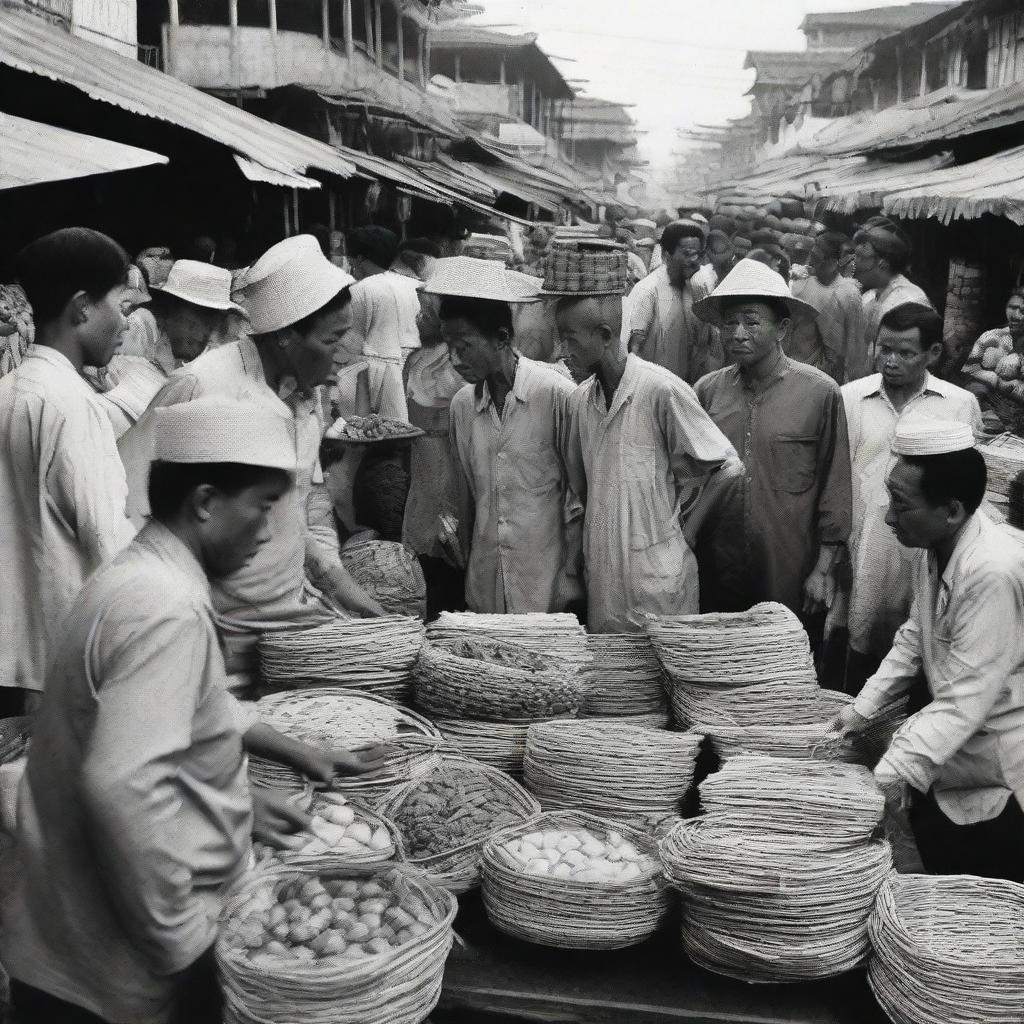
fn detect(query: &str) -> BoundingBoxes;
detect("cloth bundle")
[581,634,670,726]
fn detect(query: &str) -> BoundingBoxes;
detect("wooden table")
[433,894,890,1024]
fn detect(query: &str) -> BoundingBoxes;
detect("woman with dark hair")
[0,228,137,711]
[962,285,1024,433]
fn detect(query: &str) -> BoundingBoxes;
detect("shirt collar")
[862,371,942,402]
[474,354,528,413]
[134,520,210,595]
[935,512,985,594]
[27,345,80,375]
[734,351,790,390]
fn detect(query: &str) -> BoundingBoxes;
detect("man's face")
[555,301,607,380]
[721,300,786,368]
[854,241,887,290]
[81,283,131,368]
[884,459,952,549]
[442,316,503,384]
[202,475,291,579]
[808,243,838,283]
[877,324,937,389]
[1007,295,1024,338]
[283,305,354,390]
[665,236,705,287]
[164,302,221,363]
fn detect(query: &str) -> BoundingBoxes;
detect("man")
[690,230,736,302]
[1,397,381,1024]
[790,232,864,384]
[0,228,136,709]
[841,303,982,690]
[629,220,722,385]
[428,257,582,615]
[854,217,930,377]
[693,259,852,641]
[835,419,1024,882]
[558,289,740,634]
[120,234,383,683]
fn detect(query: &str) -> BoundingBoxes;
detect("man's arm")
[628,281,656,355]
[304,535,384,617]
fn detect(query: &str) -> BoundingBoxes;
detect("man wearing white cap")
[120,234,384,682]
[835,418,1024,881]
[1,397,383,1023]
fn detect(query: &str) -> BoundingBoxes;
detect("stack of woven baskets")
[868,873,1024,1024]
[660,754,892,982]
[523,720,701,834]
[258,616,426,702]
[581,634,670,728]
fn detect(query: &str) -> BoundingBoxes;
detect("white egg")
[580,839,605,858]
[561,849,587,869]
[604,847,622,863]
[519,842,542,861]
[550,862,573,880]
[556,834,582,854]
[606,830,624,848]
[522,832,544,847]
[525,858,551,875]
[618,843,640,863]
[619,862,642,882]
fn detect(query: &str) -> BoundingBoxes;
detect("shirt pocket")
[771,433,818,494]
[623,443,678,551]
[503,440,561,496]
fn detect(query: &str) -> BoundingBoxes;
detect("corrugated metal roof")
[744,49,850,88]
[0,8,357,187]
[429,26,539,49]
[1,109,167,190]
[800,4,959,32]
[815,152,954,213]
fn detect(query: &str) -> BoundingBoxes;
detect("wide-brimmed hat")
[694,258,819,326]
[422,256,540,303]
[541,240,628,296]
[152,259,243,313]
[240,235,356,334]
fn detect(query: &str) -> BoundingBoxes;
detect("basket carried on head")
[868,873,1024,1024]
[217,862,456,1024]
[481,810,671,950]
[581,634,669,722]
[377,752,541,894]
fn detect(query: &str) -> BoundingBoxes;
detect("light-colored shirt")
[789,274,864,384]
[861,273,930,377]
[855,513,1024,825]
[348,272,422,361]
[0,522,252,1023]
[842,372,982,657]
[0,346,135,691]
[449,356,580,613]
[689,263,718,302]
[564,354,736,632]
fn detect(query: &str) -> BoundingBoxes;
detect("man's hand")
[437,513,465,569]
[322,566,386,618]
[301,744,388,785]
[802,566,835,616]
[252,789,311,850]
[827,703,871,737]
[879,778,911,814]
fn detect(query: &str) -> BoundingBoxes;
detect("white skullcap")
[892,417,976,457]
[153,396,296,471]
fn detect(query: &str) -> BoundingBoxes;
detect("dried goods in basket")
[217,862,456,1024]
[523,720,701,832]
[868,873,1024,1024]
[669,676,821,729]
[323,413,424,444]
[659,818,892,983]
[252,790,402,870]
[581,634,669,719]
[647,602,814,686]
[377,752,541,894]
[481,810,671,950]
[413,639,584,722]
[338,540,426,620]
[432,717,531,775]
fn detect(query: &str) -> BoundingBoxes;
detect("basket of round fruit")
[217,863,457,1024]
[481,810,672,950]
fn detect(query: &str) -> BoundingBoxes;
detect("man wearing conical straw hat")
[692,259,852,654]
[552,244,741,633]
[423,256,583,616]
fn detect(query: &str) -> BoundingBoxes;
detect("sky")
[464,0,956,176]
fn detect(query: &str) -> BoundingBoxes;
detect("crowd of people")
[0,208,1022,1022]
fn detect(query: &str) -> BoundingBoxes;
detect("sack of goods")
[868,874,1024,1024]
[217,864,456,1024]
[523,720,701,834]
[377,752,541,894]
[481,810,671,950]
[659,755,892,982]
[252,791,402,870]
[581,634,670,727]
[249,689,440,803]
[258,616,426,702]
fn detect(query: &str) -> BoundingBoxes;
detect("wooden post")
[396,10,404,83]
[322,0,330,50]
[499,56,506,85]
[418,29,425,88]
[292,189,300,234]
[424,33,431,82]
[328,190,337,231]
[920,45,928,96]
[454,52,461,82]
[166,0,179,76]
[268,0,278,88]
[283,193,291,236]
[229,0,241,101]
[363,0,373,55]
[896,46,904,104]
[374,0,383,68]
[342,0,353,60]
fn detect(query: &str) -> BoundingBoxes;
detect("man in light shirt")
[835,418,1024,882]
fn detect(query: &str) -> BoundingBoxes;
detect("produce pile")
[324,413,423,442]
[581,634,670,727]
[498,825,656,883]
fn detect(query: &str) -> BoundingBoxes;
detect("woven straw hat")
[153,259,243,313]
[422,256,540,303]
[892,416,975,456]
[541,240,628,296]
[153,395,296,471]
[240,235,356,334]
[693,258,819,326]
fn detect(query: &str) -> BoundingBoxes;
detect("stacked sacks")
[660,755,892,982]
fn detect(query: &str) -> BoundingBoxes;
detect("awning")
[815,153,955,214]
[1,110,167,190]
[0,8,357,188]
[233,156,319,191]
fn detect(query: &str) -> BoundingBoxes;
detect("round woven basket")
[217,863,456,1024]
[523,720,701,832]
[669,677,821,730]
[481,810,672,950]
[581,634,669,719]
[338,540,426,620]
[432,717,534,776]
[868,873,1024,1024]
[377,752,541,894]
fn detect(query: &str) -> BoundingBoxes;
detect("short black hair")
[853,218,912,274]
[16,228,130,326]
[660,221,706,257]
[706,230,734,251]
[815,232,849,261]
[880,302,943,350]
[438,295,513,339]
[348,226,399,269]
[353,458,409,540]
[147,460,292,521]
[904,449,986,515]
[287,286,353,335]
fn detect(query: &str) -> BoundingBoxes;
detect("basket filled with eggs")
[217,863,456,1024]
[481,810,671,950]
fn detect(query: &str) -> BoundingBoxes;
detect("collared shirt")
[449,356,580,613]
[855,513,1024,825]
[861,273,930,376]
[1,522,253,1023]
[789,274,864,383]
[842,372,982,656]
[564,354,736,632]
[0,346,135,691]
[628,266,721,385]
[694,355,852,613]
